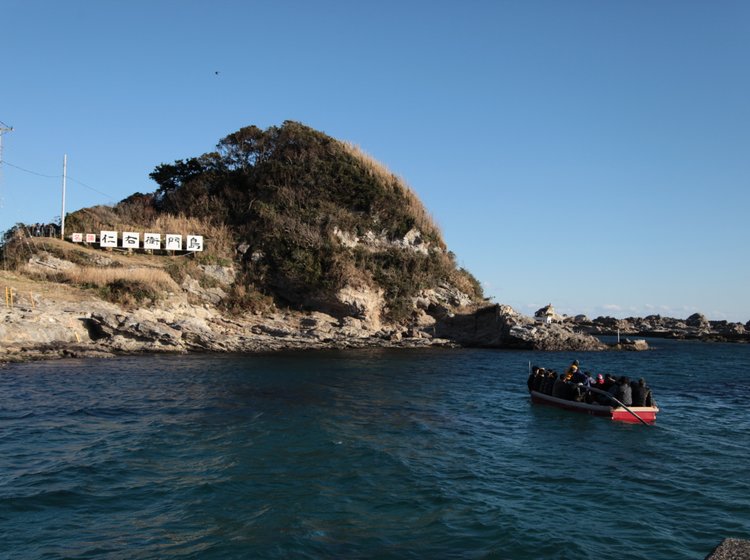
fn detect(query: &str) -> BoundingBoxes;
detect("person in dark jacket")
[552,374,569,399]
[528,366,539,392]
[533,368,547,391]
[609,376,633,406]
[544,372,557,395]
[630,379,642,405]
[571,368,588,385]
[631,378,653,407]
[602,374,617,391]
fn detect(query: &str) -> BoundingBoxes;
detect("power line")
[1,160,58,178]
[1,159,117,200]
[67,176,116,201]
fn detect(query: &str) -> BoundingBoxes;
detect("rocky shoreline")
[4,276,745,364]
[4,249,744,364]
[0,293,611,364]
[570,313,750,343]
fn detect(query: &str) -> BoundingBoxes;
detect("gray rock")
[434,304,605,351]
[199,264,236,286]
[686,312,710,329]
[181,277,226,305]
[133,320,182,345]
[705,538,750,560]
[25,254,77,273]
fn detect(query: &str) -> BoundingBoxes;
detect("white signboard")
[143,233,161,250]
[85,233,97,243]
[100,231,118,248]
[122,232,140,249]
[186,235,204,252]
[165,234,182,251]
[71,233,83,243]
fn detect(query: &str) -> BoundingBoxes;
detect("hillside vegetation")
[4,121,482,322]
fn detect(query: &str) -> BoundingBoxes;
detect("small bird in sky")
[214,71,220,76]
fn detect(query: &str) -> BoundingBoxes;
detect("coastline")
[1,273,611,364]
[6,273,745,366]
[0,295,458,365]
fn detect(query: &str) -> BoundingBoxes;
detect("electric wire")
[1,160,117,200]
[1,160,59,178]
[66,176,116,201]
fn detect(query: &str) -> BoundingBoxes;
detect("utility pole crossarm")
[0,121,14,201]
[0,121,14,163]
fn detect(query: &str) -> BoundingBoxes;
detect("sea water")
[1,340,749,559]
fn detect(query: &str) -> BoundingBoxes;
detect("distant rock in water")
[571,312,749,343]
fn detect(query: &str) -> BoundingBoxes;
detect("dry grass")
[62,266,180,291]
[15,252,181,307]
[340,142,444,246]
[67,209,235,261]
[150,215,235,259]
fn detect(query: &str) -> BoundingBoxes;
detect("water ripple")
[1,345,749,558]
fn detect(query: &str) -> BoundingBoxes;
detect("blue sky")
[2,1,748,321]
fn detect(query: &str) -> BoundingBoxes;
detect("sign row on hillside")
[71,232,204,252]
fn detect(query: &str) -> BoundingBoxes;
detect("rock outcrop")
[435,305,606,351]
[571,314,749,343]
[705,538,750,560]
[1,271,608,363]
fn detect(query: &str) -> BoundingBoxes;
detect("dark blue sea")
[1,339,749,559]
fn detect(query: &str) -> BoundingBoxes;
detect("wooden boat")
[529,389,659,424]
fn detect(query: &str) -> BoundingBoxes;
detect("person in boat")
[552,373,569,399]
[528,366,539,392]
[631,377,653,407]
[571,368,588,385]
[565,360,580,376]
[562,371,576,398]
[533,368,548,391]
[546,371,558,395]
[543,371,557,395]
[608,376,633,406]
[567,368,588,401]
[587,374,606,404]
[602,374,617,391]
[530,367,547,392]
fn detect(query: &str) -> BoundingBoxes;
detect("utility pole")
[0,120,13,197]
[60,154,67,240]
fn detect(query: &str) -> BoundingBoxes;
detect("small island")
[0,122,606,361]
[1,122,744,363]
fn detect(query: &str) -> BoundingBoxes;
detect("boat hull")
[530,390,658,423]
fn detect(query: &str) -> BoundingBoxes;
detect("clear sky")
[2,1,748,322]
